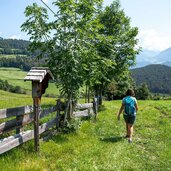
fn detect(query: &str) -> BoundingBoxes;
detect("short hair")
[126,89,135,96]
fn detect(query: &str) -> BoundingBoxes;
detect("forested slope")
[131,64,171,94]
[0,38,30,54]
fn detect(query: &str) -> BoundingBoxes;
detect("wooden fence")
[0,99,98,155]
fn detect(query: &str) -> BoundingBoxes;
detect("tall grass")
[0,99,170,170]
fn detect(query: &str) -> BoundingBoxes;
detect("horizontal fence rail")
[0,106,33,119]
[0,118,55,154]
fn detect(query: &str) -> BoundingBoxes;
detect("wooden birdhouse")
[24,67,54,98]
[24,67,54,152]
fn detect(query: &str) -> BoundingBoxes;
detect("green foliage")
[136,83,151,100]
[0,79,25,94]
[0,56,35,71]
[62,118,82,134]
[104,72,136,100]
[21,1,103,101]
[92,0,140,102]
[98,1,139,70]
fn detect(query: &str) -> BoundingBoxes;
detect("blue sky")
[1,0,171,51]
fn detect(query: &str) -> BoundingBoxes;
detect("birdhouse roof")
[24,67,54,82]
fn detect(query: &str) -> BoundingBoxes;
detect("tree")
[21,1,103,121]
[136,83,151,100]
[93,0,140,104]
[104,71,136,100]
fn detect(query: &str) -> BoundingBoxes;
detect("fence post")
[33,97,41,152]
[16,115,23,134]
[56,99,61,130]
[93,98,98,120]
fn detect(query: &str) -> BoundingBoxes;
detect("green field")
[0,67,59,96]
[0,54,28,58]
[0,90,56,109]
[0,97,170,171]
[0,54,17,58]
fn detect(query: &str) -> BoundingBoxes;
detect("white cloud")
[9,35,22,40]
[138,29,171,51]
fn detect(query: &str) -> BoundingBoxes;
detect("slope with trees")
[131,64,171,94]
[0,38,30,55]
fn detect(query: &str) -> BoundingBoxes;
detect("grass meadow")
[0,93,170,171]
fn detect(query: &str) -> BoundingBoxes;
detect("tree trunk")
[88,86,90,103]
[63,94,72,126]
[99,87,103,105]
[85,85,88,103]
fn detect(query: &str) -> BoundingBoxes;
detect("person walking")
[117,89,138,143]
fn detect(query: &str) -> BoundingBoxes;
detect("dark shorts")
[123,114,136,125]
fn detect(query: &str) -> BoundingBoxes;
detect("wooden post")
[85,85,87,103]
[33,97,41,152]
[93,98,98,120]
[88,86,90,103]
[32,81,42,152]
[56,99,61,130]
[16,115,23,134]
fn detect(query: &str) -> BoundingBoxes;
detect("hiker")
[117,89,138,143]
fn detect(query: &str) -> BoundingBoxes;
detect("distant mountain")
[135,48,171,68]
[155,47,171,64]
[140,49,160,57]
[135,49,160,68]
[162,61,171,67]
[131,64,171,94]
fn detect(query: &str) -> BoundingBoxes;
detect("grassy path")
[0,100,171,170]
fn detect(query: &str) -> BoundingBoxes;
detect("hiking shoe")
[128,139,132,143]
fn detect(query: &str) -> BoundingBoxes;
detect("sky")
[1,0,171,52]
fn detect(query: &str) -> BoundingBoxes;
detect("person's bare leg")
[126,123,129,137]
[128,124,133,142]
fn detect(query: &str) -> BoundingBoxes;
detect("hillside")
[0,38,30,55]
[0,38,46,71]
[131,64,171,94]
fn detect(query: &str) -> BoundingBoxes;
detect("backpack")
[124,97,136,115]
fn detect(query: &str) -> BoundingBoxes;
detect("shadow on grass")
[98,105,107,112]
[51,134,69,144]
[100,136,123,143]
